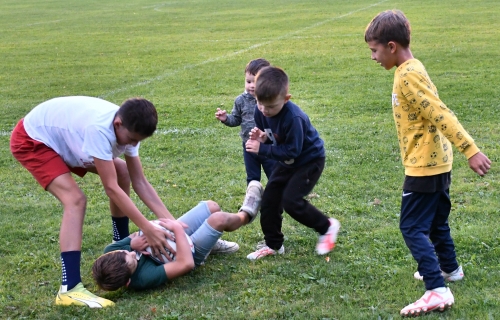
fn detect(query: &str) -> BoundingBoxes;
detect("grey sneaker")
[210,239,240,254]
[240,180,263,223]
[413,265,464,282]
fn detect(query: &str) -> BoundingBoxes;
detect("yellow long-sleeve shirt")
[392,59,479,176]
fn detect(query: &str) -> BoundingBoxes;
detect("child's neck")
[396,47,414,67]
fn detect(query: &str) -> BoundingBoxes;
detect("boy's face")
[114,118,148,146]
[367,40,397,70]
[244,72,257,97]
[257,93,291,118]
[120,250,138,273]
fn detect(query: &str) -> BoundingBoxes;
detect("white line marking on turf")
[100,0,387,98]
[0,128,218,137]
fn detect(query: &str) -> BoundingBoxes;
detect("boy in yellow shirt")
[365,10,491,317]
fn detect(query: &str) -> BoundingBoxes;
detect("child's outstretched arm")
[468,152,491,176]
[158,219,195,280]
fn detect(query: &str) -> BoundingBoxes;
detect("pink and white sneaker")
[246,245,284,260]
[400,288,454,317]
[316,218,340,255]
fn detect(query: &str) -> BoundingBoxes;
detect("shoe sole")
[210,247,240,254]
[56,294,112,308]
[401,301,453,317]
[247,248,284,260]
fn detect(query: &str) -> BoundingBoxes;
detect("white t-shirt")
[24,96,139,168]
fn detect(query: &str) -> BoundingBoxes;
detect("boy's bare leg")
[208,180,263,232]
[47,173,86,253]
[47,173,114,307]
[207,181,263,254]
[207,211,249,232]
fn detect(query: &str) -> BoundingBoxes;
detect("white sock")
[432,287,447,293]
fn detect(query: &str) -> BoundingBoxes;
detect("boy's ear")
[387,41,397,53]
[126,278,131,287]
[113,116,123,128]
[284,93,292,102]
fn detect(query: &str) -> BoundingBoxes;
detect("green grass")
[1,0,499,319]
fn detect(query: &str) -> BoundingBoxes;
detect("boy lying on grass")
[92,181,262,291]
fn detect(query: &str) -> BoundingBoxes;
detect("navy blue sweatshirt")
[254,100,325,168]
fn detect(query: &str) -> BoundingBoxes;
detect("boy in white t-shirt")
[10,96,176,308]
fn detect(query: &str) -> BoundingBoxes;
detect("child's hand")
[215,108,227,122]
[248,127,267,142]
[468,152,491,176]
[130,233,149,253]
[245,139,260,154]
[142,224,172,259]
[157,219,186,236]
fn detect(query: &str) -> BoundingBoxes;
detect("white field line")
[99,0,387,98]
[0,128,218,137]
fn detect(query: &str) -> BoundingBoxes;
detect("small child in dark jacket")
[244,66,340,260]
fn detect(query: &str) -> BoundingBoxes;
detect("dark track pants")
[260,157,330,249]
[399,189,459,290]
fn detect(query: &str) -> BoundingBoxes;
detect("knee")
[114,159,131,187]
[204,200,221,213]
[282,198,302,214]
[64,189,87,211]
[206,211,228,230]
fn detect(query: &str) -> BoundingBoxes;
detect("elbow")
[102,185,119,199]
[186,259,195,271]
[131,179,148,193]
[177,257,195,275]
[183,254,195,271]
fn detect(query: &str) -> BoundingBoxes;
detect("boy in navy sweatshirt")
[245,66,340,259]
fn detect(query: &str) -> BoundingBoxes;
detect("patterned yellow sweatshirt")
[392,59,479,176]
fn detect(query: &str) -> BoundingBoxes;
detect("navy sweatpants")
[399,189,459,290]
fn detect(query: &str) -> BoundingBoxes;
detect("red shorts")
[10,119,88,190]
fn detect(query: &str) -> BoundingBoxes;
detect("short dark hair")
[254,66,289,102]
[364,10,411,48]
[116,98,158,137]
[92,251,132,291]
[245,58,271,76]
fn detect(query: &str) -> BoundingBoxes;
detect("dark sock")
[112,216,130,241]
[61,251,81,291]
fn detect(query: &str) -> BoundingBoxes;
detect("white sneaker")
[246,245,284,260]
[413,266,464,282]
[210,239,240,254]
[240,181,263,223]
[316,218,340,255]
[400,287,454,317]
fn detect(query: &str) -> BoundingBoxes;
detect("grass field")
[0,0,499,319]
